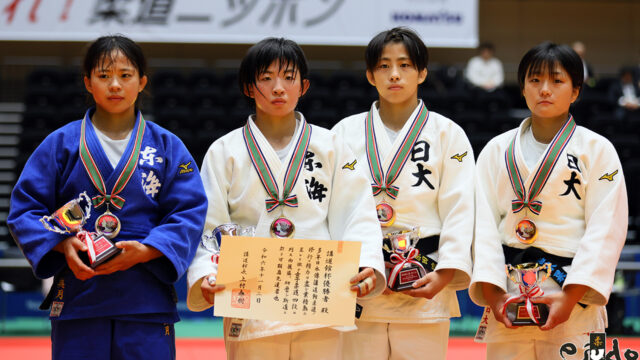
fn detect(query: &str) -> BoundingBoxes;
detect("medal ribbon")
[505,116,576,215]
[501,284,545,325]
[365,103,429,200]
[387,248,425,288]
[243,119,312,212]
[79,111,146,210]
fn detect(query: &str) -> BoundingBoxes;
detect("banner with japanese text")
[214,236,361,326]
[0,0,478,47]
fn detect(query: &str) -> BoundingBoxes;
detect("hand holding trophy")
[502,262,552,326]
[384,228,427,291]
[40,192,121,269]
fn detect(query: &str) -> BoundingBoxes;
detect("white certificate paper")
[214,236,361,326]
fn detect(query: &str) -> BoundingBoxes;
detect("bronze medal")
[376,202,396,227]
[270,217,295,238]
[95,209,121,239]
[515,218,537,245]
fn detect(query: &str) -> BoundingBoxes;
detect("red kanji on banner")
[3,0,74,24]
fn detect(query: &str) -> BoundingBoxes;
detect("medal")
[79,109,147,238]
[270,217,295,238]
[243,116,311,238]
[95,207,121,239]
[515,218,538,244]
[376,201,396,227]
[505,116,576,242]
[365,102,429,225]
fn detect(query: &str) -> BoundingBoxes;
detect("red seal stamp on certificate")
[515,218,538,244]
[376,202,395,227]
[231,289,251,309]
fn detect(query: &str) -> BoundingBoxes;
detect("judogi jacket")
[187,113,386,340]
[470,118,628,342]
[332,101,475,323]
[8,109,208,322]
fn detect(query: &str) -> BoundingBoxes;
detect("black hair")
[238,37,309,100]
[619,66,635,77]
[83,35,147,79]
[365,27,428,73]
[517,42,584,92]
[478,42,495,53]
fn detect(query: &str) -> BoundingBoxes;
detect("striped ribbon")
[501,284,545,325]
[79,111,146,210]
[243,119,312,212]
[387,248,425,288]
[365,103,429,200]
[505,116,576,215]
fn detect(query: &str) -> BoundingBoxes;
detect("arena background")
[0,0,639,358]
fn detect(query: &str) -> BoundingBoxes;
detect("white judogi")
[470,118,628,352]
[186,113,386,352]
[333,101,475,359]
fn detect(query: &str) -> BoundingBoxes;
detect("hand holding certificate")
[214,236,362,327]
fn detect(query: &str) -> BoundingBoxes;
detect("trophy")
[202,224,256,284]
[503,262,552,326]
[40,192,121,268]
[385,228,427,291]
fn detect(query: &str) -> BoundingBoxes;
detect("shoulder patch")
[450,151,468,163]
[342,159,357,170]
[599,169,618,182]
[178,161,194,175]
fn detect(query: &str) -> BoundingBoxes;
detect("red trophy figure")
[40,192,121,268]
[386,228,427,291]
[503,262,552,326]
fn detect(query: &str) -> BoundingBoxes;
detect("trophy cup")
[201,224,256,284]
[40,192,121,268]
[503,262,552,326]
[385,228,427,291]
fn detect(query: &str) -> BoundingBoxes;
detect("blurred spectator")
[609,66,640,120]
[464,42,504,92]
[572,41,596,87]
[635,51,640,87]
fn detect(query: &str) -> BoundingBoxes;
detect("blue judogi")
[51,317,176,360]
[8,109,207,359]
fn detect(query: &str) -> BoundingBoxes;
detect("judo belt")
[383,235,439,272]
[502,244,586,308]
[40,268,179,310]
[40,268,69,310]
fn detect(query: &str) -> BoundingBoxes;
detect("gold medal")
[515,218,537,244]
[376,201,396,227]
[95,209,121,239]
[270,217,295,238]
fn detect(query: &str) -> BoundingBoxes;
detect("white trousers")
[486,334,589,360]
[342,320,450,360]
[225,327,343,360]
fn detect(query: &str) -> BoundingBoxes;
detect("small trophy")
[385,228,427,291]
[503,262,552,326]
[40,192,121,268]
[201,224,256,284]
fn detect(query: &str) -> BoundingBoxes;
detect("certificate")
[214,236,361,327]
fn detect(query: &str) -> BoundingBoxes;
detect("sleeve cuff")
[435,261,472,291]
[469,277,507,306]
[563,276,608,306]
[186,276,214,312]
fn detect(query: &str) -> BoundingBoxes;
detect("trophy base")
[89,234,121,268]
[506,302,549,326]
[78,232,122,269]
[389,266,426,292]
